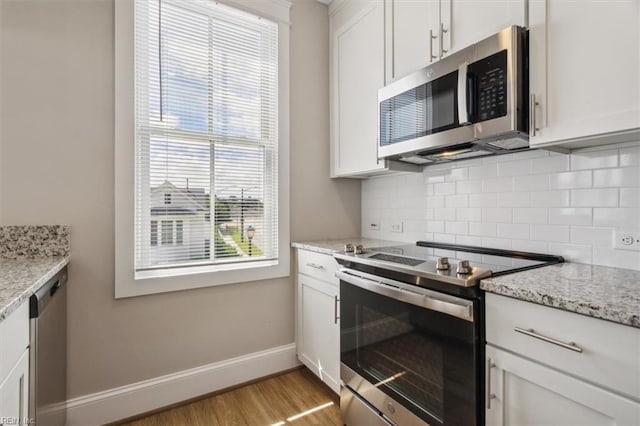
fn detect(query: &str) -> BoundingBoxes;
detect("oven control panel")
[469,49,508,122]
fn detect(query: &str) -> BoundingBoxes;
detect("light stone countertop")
[0,256,70,323]
[291,238,404,255]
[481,262,640,329]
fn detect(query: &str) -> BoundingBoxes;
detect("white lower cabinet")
[296,249,340,394]
[486,345,640,426]
[485,293,640,425]
[0,349,29,425]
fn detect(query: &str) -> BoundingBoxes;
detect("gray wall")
[0,0,360,398]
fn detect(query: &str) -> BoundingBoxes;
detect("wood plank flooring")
[120,368,342,426]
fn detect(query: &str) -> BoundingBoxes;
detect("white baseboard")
[66,343,299,425]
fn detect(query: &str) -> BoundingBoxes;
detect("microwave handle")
[458,62,470,125]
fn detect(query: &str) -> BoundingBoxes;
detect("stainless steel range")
[335,241,563,426]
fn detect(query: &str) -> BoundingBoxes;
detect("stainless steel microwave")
[378,26,529,165]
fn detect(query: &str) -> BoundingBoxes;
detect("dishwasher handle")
[30,267,68,318]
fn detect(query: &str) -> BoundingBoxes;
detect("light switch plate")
[368,220,380,231]
[613,229,640,251]
[390,222,403,233]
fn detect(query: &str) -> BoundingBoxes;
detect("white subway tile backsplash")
[469,193,497,207]
[571,188,618,207]
[434,208,456,221]
[497,159,532,177]
[513,208,548,224]
[469,163,498,179]
[531,190,570,207]
[498,192,530,207]
[570,149,618,170]
[361,143,640,270]
[620,145,640,167]
[530,225,570,242]
[592,246,640,270]
[549,170,592,189]
[593,208,640,228]
[497,223,530,239]
[549,208,593,226]
[570,227,612,247]
[446,221,469,235]
[456,180,483,194]
[514,175,549,191]
[532,154,570,173]
[483,177,513,192]
[456,208,482,222]
[482,208,512,223]
[548,243,593,264]
[434,182,457,195]
[620,188,640,207]
[445,194,469,208]
[469,222,497,237]
[593,167,640,187]
[444,167,469,182]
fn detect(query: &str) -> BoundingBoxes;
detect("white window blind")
[135,0,279,273]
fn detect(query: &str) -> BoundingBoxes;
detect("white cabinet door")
[385,0,439,82]
[297,274,340,394]
[486,345,640,426]
[529,0,640,149]
[0,349,29,425]
[331,2,386,177]
[441,0,526,55]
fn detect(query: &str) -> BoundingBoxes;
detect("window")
[150,221,158,246]
[176,220,183,245]
[115,0,290,298]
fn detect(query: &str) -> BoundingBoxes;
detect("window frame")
[115,0,291,298]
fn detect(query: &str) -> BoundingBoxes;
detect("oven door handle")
[336,269,474,322]
[458,62,470,125]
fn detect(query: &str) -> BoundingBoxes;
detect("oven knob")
[457,260,472,275]
[344,243,354,253]
[436,257,450,270]
[354,244,364,254]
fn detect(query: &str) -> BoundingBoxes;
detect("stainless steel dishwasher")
[29,267,67,426]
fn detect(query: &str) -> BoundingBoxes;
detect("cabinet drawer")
[0,302,30,383]
[297,249,339,285]
[486,293,640,400]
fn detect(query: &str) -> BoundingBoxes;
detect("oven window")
[380,70,459,147]
[341,281,478,425]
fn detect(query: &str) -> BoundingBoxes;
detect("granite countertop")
[0,256,70,323]
[481,262,640,329]
[292,238,403,255]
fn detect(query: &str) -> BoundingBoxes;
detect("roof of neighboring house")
[151,181,208,212]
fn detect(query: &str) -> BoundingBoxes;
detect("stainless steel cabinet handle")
[514,327,583,353]
[306,263,325,270]
[439,22,448,58]
[486,358,496,409]
[429,29,438,62]
[530,94,540,136]
[334,295,340,324]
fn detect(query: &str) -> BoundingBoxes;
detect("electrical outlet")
[368,220,380,231]
[390,222,403,233]
[613,229,640,251]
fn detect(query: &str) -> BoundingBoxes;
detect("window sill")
[116,257,289,299]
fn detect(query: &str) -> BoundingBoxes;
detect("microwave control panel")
[470,50,508,122]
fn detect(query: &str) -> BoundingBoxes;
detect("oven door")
[337,269,481,426]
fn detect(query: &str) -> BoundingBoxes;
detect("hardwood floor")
[120,368,342,426]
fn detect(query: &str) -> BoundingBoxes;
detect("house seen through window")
[134,0,278,271]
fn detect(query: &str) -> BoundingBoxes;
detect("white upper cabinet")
[529,0,640,149]
[384,0,526,84]
[442,0,526,54]
[330,1,422,178]
[331,1,386,177]
[384,0,439,82]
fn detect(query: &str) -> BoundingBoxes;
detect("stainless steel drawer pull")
[334,295,340,324]
[306,263,325,270]
[514,327,583,353]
